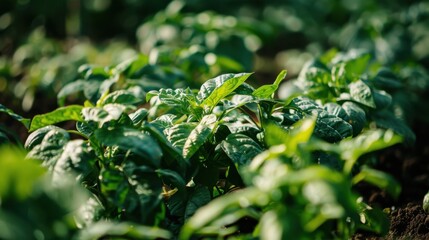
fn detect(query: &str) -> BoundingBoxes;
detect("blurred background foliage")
[0,0,428,114]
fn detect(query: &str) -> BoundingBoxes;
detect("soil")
[354,121,429,239]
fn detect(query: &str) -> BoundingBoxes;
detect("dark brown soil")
[388,202,429,239]
[354,202,429,240]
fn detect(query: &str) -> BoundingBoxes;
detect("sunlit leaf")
[197,73,252,107]
[26,127,70,168]
[340,129,402,173]
[165,123,197,151]
[53,139,98,184]
[101,90,143,106]
[253,70,287,98]
[94,127,162,167]
[220,133,263,166]
[349,80,376,108]
[183,114,217,159]
[82,104,126,126]
[30,105,83,132]
[129,108,149,125]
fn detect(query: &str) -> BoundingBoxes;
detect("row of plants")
[3,1,429,117]
[0,26,249,114]
[1,48,423,239]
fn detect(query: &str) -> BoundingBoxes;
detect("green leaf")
[183,114,217,160]
[332,50,371,80]
[25,125,64,150]
[99,167,132,209]
[372,90,392,109]
[94,127,162,167]
[264,117,316,157]
[101,90,143,106]
[0,104,30,129]
[57,80,86,106]
[151,114,179,130]
[82,104,126,126]
[358,204,390,235]
[289,97,352,142]
[423,192,429,213]
[185,185,211,220]
[324,103,349,122]
[315,111,353,142]
[342,102,366,136]
[234,82,255,95]
[53,139,98,184]
[114,54,149,78]
[146,90,158,102]
[82,65,111,80]
[319,48,338,65]
[129,108,149,125]
[84,78,117,104]
[348,80,376,108]
[180,188,260,240]
[155,88,195,108]
[303,181,345,219]
[253,70,287,98]
[339,129,402,173]
[156,169,186,192]
[26,127,70,168]
[0,145,89,239]
[225,122,260,137]
[373,68,402,90]
[197,73,253,107]
[353,167,401,199]
[29,105,83,132]
[121,162,164,223]
[220,133,263,166]
[289,97,321,114]
[165,123,197,151]
[143,124,186,173]
[229,94,257,108]
[373,110,415,144]
[0,145,46,199]
[76,121,97,137]
[260,209,288,240]
[77,221,171,240]
[295,60,331,99]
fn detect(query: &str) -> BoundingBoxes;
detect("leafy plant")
[181,119,402,239]
[281,49,416,144]
[0,49,411,239]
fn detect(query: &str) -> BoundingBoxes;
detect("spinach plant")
[281,49,415,144]
[181,118,402,239]
[0,145,172,240]
[0,49,411,238]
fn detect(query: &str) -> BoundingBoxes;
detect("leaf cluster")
[0,50,411,239]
